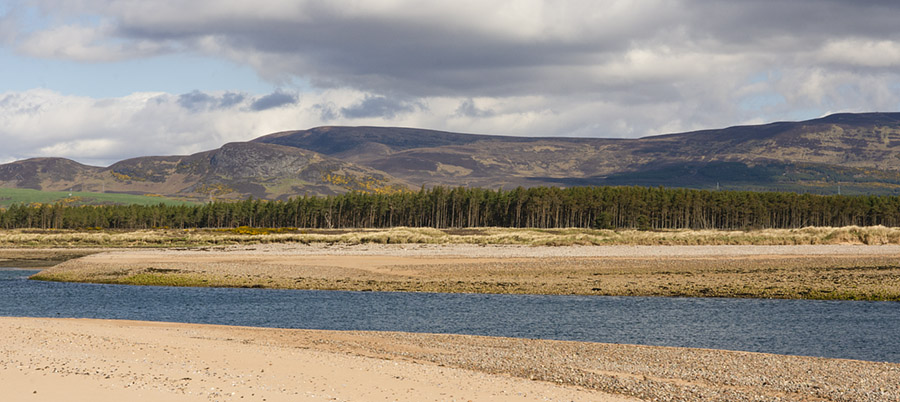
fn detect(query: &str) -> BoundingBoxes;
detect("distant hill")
[3,112,900,201]
[255,113,900,194]
[0,141,409,202]
[0,188,195,208]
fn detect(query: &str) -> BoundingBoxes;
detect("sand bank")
[31,243,900,300]
[1,317,898,401]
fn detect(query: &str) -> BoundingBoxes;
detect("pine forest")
[2,186,900,230]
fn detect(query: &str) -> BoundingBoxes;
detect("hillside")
[0,188,195,208]
[3,112,900,200]
[253,112,900,194]
[0,142,409,202]
[0,158,103,191]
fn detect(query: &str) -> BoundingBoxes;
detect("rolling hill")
[254,113,900,194]
[0,188,196,208]
[3,112,900,201]
[0,141,410,202]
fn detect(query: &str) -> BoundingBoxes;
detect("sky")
[2,0,900,166]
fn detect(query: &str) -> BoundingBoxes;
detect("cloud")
[455,99,495,118]
[313,102,338,121]
[0,89,267,165]
[817,39,900,68]
[177,90,216,111]
[38,138,120,158]
[340,96,419,119]
[0,88,707,166]
[0,7,19,45]
[177,90,247,111]
[17,22,167,62]
[1,0,900,152]
[219,92,246,108]
[17,0,900,97]
[250,91,297,111]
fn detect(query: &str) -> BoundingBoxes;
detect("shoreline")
[6,244,900,400]
[25,243,900,301]
[2,317,897,401]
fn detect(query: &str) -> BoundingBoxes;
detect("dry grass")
[4,225,900,248]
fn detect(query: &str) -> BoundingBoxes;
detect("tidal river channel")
[2,268,898,363]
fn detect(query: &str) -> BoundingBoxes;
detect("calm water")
[2,268,899,363]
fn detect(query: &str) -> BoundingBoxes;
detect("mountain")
[254,112,900,194]
[0,158,103,190]
[253,126,622,188]
[3,112,900,200]
[0,142,409,201]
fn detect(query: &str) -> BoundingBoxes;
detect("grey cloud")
[177,90,248,111]
[85,0,900,97]
[19,1,900,98]
[340,96,419,119]
[0,7,19,44]
[687,0,900,42]
[177,90,215,111]
[0,92,42,115]
[313,102,338,121]
[219,92,246,108]
[455,99,495,118]
[250,91,297,111]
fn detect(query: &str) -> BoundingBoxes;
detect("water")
[2,268,899,363]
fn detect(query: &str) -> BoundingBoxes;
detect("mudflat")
[1,317,897,401]
[30,243,900,300]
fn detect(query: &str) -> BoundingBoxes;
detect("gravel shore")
[1,317,897,401]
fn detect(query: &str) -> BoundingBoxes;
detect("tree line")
[2,186,900,230]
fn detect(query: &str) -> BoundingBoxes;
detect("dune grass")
[2,225,900,248]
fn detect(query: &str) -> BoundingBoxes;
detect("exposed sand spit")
[31,243,900,300]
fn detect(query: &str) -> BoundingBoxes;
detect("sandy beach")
[1,317,633,402]
[2,317,899,401]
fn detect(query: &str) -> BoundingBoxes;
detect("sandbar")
[29,243,900,300]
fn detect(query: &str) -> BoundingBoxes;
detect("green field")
[0,188,197,208]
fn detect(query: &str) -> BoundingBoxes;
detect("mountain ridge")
[3,112,900,200]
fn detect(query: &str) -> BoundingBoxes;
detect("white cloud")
[38,138,120,158]
[0,88,732,166]
[818,39,900,68]
[773,67,900,113]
